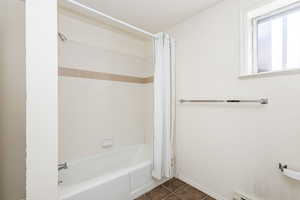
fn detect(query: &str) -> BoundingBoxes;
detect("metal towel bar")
[179,98,268,104]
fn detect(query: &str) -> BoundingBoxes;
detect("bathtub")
[59,144,164,200]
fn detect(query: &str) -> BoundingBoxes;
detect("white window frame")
[240,0,300,78]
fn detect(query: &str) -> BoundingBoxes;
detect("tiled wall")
[59,67,153,84]
[58,8,154,161]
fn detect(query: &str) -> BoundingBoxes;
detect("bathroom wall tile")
[143,76,154,83]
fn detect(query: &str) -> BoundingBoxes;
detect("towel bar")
[179,98,268,104]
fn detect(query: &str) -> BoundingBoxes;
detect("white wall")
[58,10,154,161]
[26,0,58,199]
[168,0,300,199]
[0,0,25,199]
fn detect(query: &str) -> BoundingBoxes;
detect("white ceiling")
[70,0,223,33]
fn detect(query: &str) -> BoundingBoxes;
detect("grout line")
[172,184,186,193]
[161,193,175,200]
[161,184,184,200]
[171,191,207,200]
[161,181,186,195]
[137,179,210,200]
[161,184,174,192]
[172,193,184,200]
[161,184,208,200]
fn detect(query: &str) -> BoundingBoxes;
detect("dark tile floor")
[135,178,216,200]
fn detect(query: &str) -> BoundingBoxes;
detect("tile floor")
[135,178,216,200]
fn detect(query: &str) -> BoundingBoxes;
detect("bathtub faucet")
[58,162,68,171]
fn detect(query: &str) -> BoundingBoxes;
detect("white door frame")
[25,0,58,199]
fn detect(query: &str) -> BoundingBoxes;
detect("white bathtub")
[59,144,163,200]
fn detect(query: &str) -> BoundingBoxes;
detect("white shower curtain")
[152,33,175,180]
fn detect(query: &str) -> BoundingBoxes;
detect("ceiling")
[65,0,223,33]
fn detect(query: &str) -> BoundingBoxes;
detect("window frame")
[240,0,300,78]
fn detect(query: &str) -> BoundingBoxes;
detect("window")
[241,0,300,76]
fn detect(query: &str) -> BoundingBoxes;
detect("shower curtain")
[152,33,175,180]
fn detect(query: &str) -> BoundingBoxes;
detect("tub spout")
[58,162,68,171]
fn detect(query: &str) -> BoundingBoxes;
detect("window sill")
[239,68,300,79]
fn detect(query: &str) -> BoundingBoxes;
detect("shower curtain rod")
[65,0,158,39]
